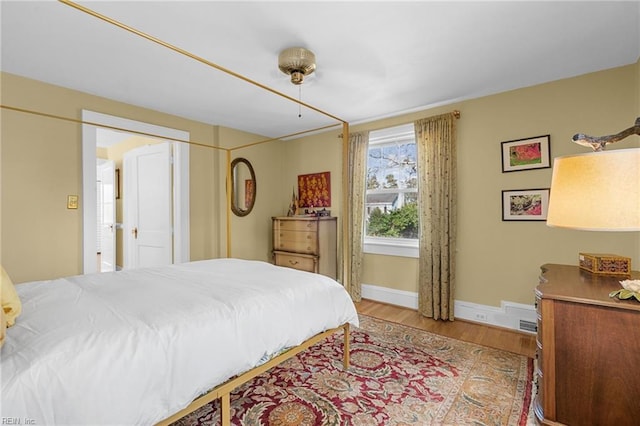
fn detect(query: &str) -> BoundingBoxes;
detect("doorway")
[82,110,190,274]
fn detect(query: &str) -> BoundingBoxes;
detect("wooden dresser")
[272,216,337,279]
[534,264,640,426]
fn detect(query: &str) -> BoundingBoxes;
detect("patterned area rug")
[174,315,533,426]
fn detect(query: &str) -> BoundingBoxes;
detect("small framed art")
[502,188,550,221]
[501,134,550,172]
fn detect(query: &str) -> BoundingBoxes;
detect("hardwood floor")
[355,299,536,358]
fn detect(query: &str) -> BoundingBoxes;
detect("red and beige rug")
[174,315,533,426]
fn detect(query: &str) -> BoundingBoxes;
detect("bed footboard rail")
[157,322,351,426]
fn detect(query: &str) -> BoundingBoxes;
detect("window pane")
[404,192,418,204]
[367,144,417,188]
[364,125,418,242]
[366,201,418,239]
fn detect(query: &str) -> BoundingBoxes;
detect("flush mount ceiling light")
[278,47,316,85]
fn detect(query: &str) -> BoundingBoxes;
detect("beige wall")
[216,127,287,261]
[454,63,639,305]
[1,72,220,282]
[0,72,288,283]
[279,132,345,266]
[288,62,640,307]
[637,59,640,116]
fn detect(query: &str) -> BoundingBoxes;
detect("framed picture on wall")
[502,188,550,221]
[501,134,551,172]
[298,171,331,208]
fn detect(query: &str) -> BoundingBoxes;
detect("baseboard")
[361,283,537,334]
[454,300,537,334]
[361,283,419,310]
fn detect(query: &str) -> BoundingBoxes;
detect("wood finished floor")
[355,299,536,358]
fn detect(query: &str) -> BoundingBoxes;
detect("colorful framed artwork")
[502,188,550,221]
[501,135,550,172]
[298,171,331,208]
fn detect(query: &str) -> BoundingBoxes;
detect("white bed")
[0,258,359,425]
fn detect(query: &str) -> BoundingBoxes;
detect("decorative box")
[579,253,631,275]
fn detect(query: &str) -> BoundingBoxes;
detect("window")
[364,123,419,258]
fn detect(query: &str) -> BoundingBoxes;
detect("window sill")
[363,238,419,258]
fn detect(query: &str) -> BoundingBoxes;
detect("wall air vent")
[519,319,537,333]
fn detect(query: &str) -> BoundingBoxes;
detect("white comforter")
[1,259,359,425]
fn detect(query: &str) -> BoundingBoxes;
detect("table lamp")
[546,148,640,231]
[546,118,639,278]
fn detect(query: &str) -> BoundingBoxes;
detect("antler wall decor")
[572,117,640,151]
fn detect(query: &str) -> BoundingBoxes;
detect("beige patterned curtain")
[345,131,369,301]
[415,113,457,320]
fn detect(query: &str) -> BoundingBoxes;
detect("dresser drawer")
[274,251,317,273]
[274,230,318,254]
[275,219,318,233]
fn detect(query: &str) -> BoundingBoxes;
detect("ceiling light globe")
[278,47,316,85]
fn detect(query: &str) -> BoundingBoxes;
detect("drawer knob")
[289,260,299,265]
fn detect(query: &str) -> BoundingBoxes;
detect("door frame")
[97,158,116,272]
[82,110,190,274]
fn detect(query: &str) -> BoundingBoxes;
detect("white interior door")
[124,142,173,269]
[97,159,116,272]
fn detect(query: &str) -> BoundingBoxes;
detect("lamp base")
[579,253,631,275]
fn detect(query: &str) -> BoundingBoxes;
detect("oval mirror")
[230,157,256,217]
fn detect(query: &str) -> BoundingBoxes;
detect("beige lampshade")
[546,148,640,231]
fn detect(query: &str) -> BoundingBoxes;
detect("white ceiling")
[2,1,639,139]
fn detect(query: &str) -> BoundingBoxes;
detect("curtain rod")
[337,109,461,138]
